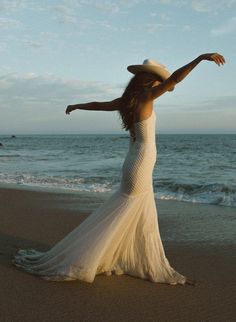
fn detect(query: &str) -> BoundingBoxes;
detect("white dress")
[13,110,187,285]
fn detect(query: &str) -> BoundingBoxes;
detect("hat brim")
[127,64,171,80]
[127,65,174,92]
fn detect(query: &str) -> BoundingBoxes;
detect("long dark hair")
[118,72,161,141]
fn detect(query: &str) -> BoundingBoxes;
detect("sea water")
[0,134,235,208]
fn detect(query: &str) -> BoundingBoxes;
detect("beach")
[0,187,235,322]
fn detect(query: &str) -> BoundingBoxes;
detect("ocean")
[0,134,235,209]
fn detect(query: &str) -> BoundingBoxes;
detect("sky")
[0,0,235,134]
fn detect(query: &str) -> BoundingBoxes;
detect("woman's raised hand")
[200,53,225,66]
[65,105,75,115]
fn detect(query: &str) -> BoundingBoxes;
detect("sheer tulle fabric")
[13,110,186,285]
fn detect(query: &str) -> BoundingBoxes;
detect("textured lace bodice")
[132,109,156,144]
[120,110,157,196]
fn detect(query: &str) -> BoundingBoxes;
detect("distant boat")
[0,142,3,146]
[11,135,16,138]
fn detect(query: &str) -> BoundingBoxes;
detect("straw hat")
[127,59,174,91]
[127,58,171,79]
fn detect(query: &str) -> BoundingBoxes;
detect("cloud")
[211,16,236,35]
[52,4,78,24]
[0,0,47,13]
[50,0,143,18]
[5,32,64,50]
[50,2,130,33]
[19,38,43,49]
[155,95,236,113]
[95,0,147,14]
[158,0,236,13]
[74,0,145,15]
[182,24,192,31]
[202,95,236,110]
[0,72,123,133]
[158,0,188,7]
[95,1,121,14]
[0,72,122,109]
[191,0,236,13]
[119,0,145,7]
[97,20,129,32]
[159,12,171,21]
[52,11,128,34]
[146,22,174,33]
[0,0,27,12]
[52,1,123,23]
[0,17,23,30]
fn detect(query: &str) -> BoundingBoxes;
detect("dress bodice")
[121,109,157,196]
[130,109,156,145]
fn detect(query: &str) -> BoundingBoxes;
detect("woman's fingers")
[212,53,225,66]
[214,56,221,66]
[216,54,224,65]
[204,53,225,66]
[65,105,72,114]
[202,52,225,65]
[211,54,219,65]
[219,54,226,64]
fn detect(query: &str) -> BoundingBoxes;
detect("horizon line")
[1,132,236,136]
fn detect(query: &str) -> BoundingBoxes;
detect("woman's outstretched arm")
[147,52,225,100]
[65,98,121,115]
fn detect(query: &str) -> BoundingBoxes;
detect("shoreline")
[0,187,235,321]
[1,181,235,209]
[1,183,235,246]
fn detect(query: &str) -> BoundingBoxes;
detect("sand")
[0,187,235,322]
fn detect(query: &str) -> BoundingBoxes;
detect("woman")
[13,53,225,285]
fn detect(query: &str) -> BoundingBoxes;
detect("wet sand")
[0,187,235,322]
